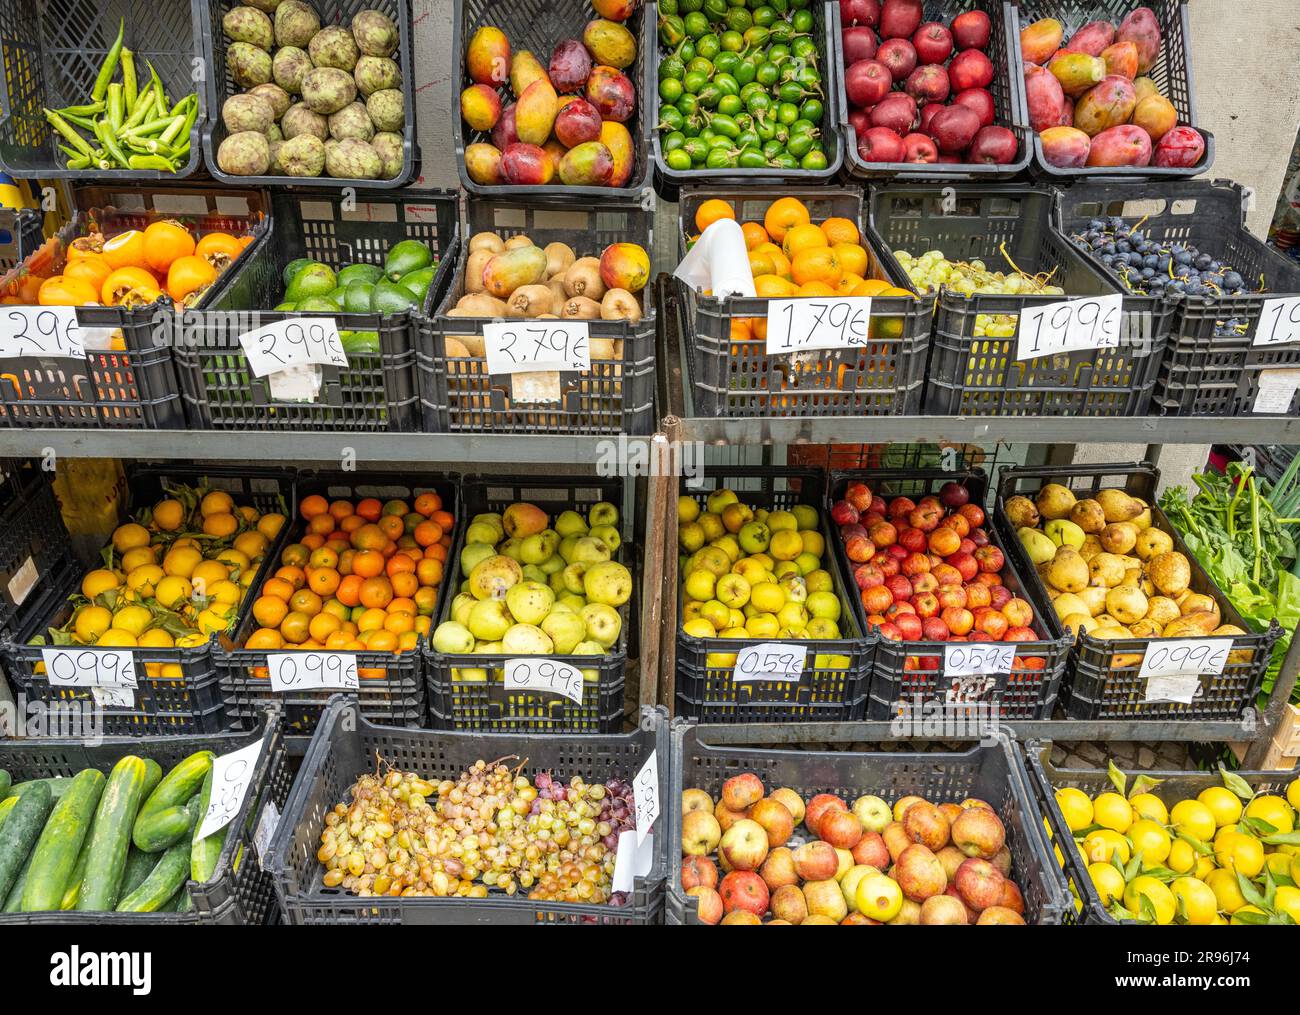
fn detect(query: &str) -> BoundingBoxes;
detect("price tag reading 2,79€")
[483,321,590,374]
[503,658,584,704]
[1016,294,1122,362]
[238,317,348,377]
[765,297,873,354]
[0,306,87,359]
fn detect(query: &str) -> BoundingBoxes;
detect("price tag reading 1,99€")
[238,317,348,377]
[41,647,137,688]
[1253,296,1300,347]
[1015,294,1122,362]
[765,297,873,354]
[483,320,591,374]
[0,306,87,359]
[266,652,358,692]
[503,658,585,704]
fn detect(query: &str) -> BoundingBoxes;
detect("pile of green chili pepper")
[43,20,199,172]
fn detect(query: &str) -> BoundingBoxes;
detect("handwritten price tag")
[1138,638,1231,681]
[92,685,136,709]
[483,321,590,374]
[944,641,1016,677]
[0,306,87,359]
[41,647,137,688]
[267,652,358,692]
[1143,673,1202,704]
[611,829,655,893]
[1016,294,1122,361]
[733,642,807,682]
[503,658,584,704]
[238,317,348,377]
[765,297,872,354]
[633,750,659,846]
[196,737,265,842]
[1253,297,1300,347]
[1253,368,1300,414]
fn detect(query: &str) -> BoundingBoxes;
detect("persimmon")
[38,276,97,306]
[166,255,216,304]
[143,220,196,273]
[194,232,242,269]
[101,267,161,307]
[63,256,113,291]
[102,230,145,270]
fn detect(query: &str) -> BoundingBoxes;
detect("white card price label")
[611,829,655,894]
[41,647,137,688]
[483,321,590,374]
[732,642,807,682]
[1016,294,1122,361]
[196,737,265,841]
[1253,368,1300,414]
[1138,638,1230,681]
[944,641,1016,677]
[1143,673,1202,704]
[267,652,358,692]
[1253,297,1300,347]
[92,685,135,709]
[0,306,87,359]
[503,657,584,704]
[765,297,873,354]
[238,317,348,377]
[633,750,659,846]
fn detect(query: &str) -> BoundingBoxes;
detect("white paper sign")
[1016,294,1122,361]
[1253,297,1300,347]
[765,297,873,354]
[733,642,807,682]
[41,647,137,688]
[1143,673,1202,704]
[254,800,280,868]
[483,320,590,374]
[91,685,135,709]
[1138,637,1231,681]
[503,657,584,704]
[1253,368,1300,414]
[611,829,655,894]
[196,737,265,841]
[267,652,358,692]
[0,306,86,358]
[238,317,347,377]
[944,641,1016,677]
[7,556,38,606]
[633,750,659,846]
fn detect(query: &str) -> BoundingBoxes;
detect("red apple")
[898,526,927,552]
[845,533,875,564]
[931,562,962,586]
[895,612,923,641]
[951,9,991,50]
[869,520,898,548]
[720,818,770,871]
[805,794,848,838]
[959,503,985,527]
[845,59,893,107]
[719,870,769,916]
[854,563,885,590]
[941,606,974,636]
[857,125,905,162]
[952,87,995,127]
[911,571,938,595]
[968,125,1018,164]
[947,551,978,582]
[879,0,923,39]
[831,500,859,526]
[851,831,890,868]
[862,584,893,615]
[973,606,1008,640]
[904,63,950,103]
[884,574,913,602]
[840,0,881,27]
[876,37,917,81]
[912,591,940,619]
[848,107,872,138]
[973,545,1005,573]
[1005,626,1037,642]
[989,585,1012,611]
[682,855,719,891]
[844,481,873,511]
[871,92,919,134]
[901,551,931,577]
[899,132,938,163]
[921,616,950,641]
[919,101,946,134]
[688,885,723,924]
[929,103,981,154]
[912,21,952,64]
[965,583,992,609]
[821,808,866,849]
[927,526,961,557]
[949,48,994,91]
[721,772,764,812]
[887,496,916,518]
[842,25,879,63]
[876,620,903,641]
[936,584,967,610]
[1001,597,1033,628]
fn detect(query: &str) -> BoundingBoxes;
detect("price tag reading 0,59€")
[483,321,590,375]
[1015,294,1122,362]
[266,652,358,692]
[944,641,1016,677]
[238,317,348,377]
[41,647,137,688]
[0,306,87,359]
[765,297,873,354]
[732,642,807,682]
[503,658,584,704]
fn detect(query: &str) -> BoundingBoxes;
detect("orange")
[763,197,810,243]
[378,514,405,541]
[337,549,357,575]
[142,221,196,273]
[851,278,892,297]
[308,513,335,536]
[413,520,443,547]
[834,243,869,279]
[352,549,385,578]
[309,568,341,597]
[694,198,736,233]
[740,222,769,250]
[280,543,310,567]
[336,574,364,607]
[837,273,865,295]
[356,498,382,521]
[754,274,798,298]
[309,612,342,642]
[366,630,399,653]
[308,547,339,570]
[797,281,838,297]
[821,217,861,247]
[300,494,329,518]
[275,565,306,590]
[790,247,843,287]
[322,598,350,622]
[424,542,448,562]
[387,596,417,614]
[414,492,442,516]
[262,577,295,602]
[782,223,828,259]
[357,607,388,633]
[385,553,415,578]
[729,317,753,343]
[399,631,420,652]
[253,595,289,629]
[748,250,777,278]
[415,586,439,615]
[300,533,325,551]
[280,612,311,644]
[289,588,323,615]
[390,572,418,599]
[325,631,352,650]
[430,511,454,532]
[416,558,444,587]
[382,499,409,516]
[352,523,386,551]
[359,577,394,609]
[102,230,145,270]
[246,629,283,651]
[202,512,239,537]
[383,611,414,635]
[755,243,791,277]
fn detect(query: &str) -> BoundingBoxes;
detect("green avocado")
[370,278,418,314]
[295,296,340,313]
[343,280,375,313]
[399,266,436,303]
[281,258,316,288]
[285,263,337,302]
[341,330,381,356]
[273,301,296,312]
[383,240,432,281]
[323,286,348,309]
[337,263,384,288]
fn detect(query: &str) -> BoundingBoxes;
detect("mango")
[557,141,614,186]
[549,39,592,94]
[1040,126,1091,169]
[1063,20,1115,57]
[460,83,501,132]
[1100,41,1138,80]
[491,102,518,150]
[1059,96,1074,127]
[599,243,650,293]
[583,19,636,69]
[510,50,550,98]
[1024,63,1066,133]
[1132,93,1177,142]
[482,244,548,298]
[1020,18,1064,65]
[600,120,634,187]
[1134,76,1159,102]
[554,97,602,147]
[1086,124,1152,167]
[1073,76,1136,137]
[466,26,510,87]
[585,65,635,122]
[515,77,558,145]
[1117,7,1161,74]
[1049,51,1106,97]
[500,141,554,185]
[465,142,503,184]
[542,139,567,179]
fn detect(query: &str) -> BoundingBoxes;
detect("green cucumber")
[134,752,212,852]
[0,781,52,901]
[190,767,226,885]
[7,777,70,801]
[60,805,102,910]
[0,795,16,833]
[0,769,10,800]
[3,847,35,912]
[78,756,151,911]
[120,847,155,897]
[21,768,105,911]
[141,759,163,798]
[117,795,200,913]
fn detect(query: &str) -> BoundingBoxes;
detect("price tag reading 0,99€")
[1015,294,1122,362]
[267,652,358,692]
[765,297,873,354]
[1137,638,1231,681]
[483,321,591,374]
[238,317,348,377]
[40,647,137,688]
[503,658,585,704]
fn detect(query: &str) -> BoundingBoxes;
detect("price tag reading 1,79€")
[1253,296,1300,347]
[732,642,808,682]
[238,317,348,377]
[1015,294,1122,362]
[483,320,591,374]
[633,750,659,847]
[41,647,137,688]
[765,297,873,354]
[944,641,1016,678]
[266,652,358,692]
[1138,637,1231,681]
[196,737,266,842]
[503,658,584,704]
[0,306,87,359]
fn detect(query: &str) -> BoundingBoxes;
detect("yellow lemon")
[256,512,285,541]
[201,490,235,516]
[202,512,239,538]
[1214,831,1264,878]
[96,629,138,647]
[1056,787,1094,832]
[1123,876,1175,925]
[1167,838,1196,874]
[1194,855,1217,881]
[190,559,230,591]
[207,579,242,607]
[138,628,175,649]
[151,498,185,531]
[111,522,151,553]
[173,536,202,552]
[1129,819,1172,866]
[237,505,259,524]
[1093,792,1134,833]
[1130,793,1169,825]
[163,546,202,578]
[1264,852,1293,882]
[233,531,268,560]
[175,633,207,649]
[239,568,258,589]
[1244,794,1295,834]
[1170,877,1218,925]
[1273,885,1300,923]
[1083,828,1131,866]
[1198,785,1244,827]
[1288,778,1300,812]
[1170,799,1217,842]
[216,549,251,573]
[81,569,121,599]
[120,546,158,573]
[155,575,194,610]
[73,605,113,643]
[112,605,152,638]
[197,607,234,635]
[1087,862,1126,906]
[126,564,165,597]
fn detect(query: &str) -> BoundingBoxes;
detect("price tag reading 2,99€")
[1138,638,1231,682]
[1015,294,1122,362]
[503,658,584,704]
[0,306,87,359]
[238,317,348,377]
[765,297,873,354]
[267,652,358,692]
[483,320,590,374]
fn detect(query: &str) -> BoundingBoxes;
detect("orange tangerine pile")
[245,491,455,677]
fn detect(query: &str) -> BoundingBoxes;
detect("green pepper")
[127,154,176,172]
[43,109,95,158]
[121,48,137,114]
[107,82,124,132]
[91,19,125,103]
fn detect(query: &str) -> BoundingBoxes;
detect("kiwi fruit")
[451,293,507,317]
[507,284,554,318]
[544,241,576,279]
[465,249,495,293]
[504,234,534,250]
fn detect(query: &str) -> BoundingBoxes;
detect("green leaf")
[1129,775,1164,799]
[1110,850,1126,874]
[1220,767,1257,801]
[1262,831,1300,846]
[1240,815,1278,837]
[1124,851,1144,881]
[1107,901,1138,922]
[1236,871,1268,911]
[1263,866,1277,909]
[1139,866,1178,882]
[1176,832,1214,856]
[1107,760,1128,797]
[1231,909,1269,925]
[1138,894,1158,925]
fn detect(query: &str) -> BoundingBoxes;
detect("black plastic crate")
[1058,180,1300,417]
[675,466,872,723]
[868,183,1169,416]
[417,197,655,435]
[426,473,633,733]
[996,462,1280,720]
[453,0,653,200]
[652,0,843,199]
[201,0,416,188]
[172,188,458,432]
[0,0,205,180]
[219,471,456,736]
[667,723,1071,924]
[0,464,79,643]
[838,1,1032,181]
[1024,738,1294,925]
[3,464,295,735]
[675,187,931,418]
[0,707,290,924]
[0,207,43,270]
[829,468,1070,721]
[1012,0,1213,179]
[266,695,668,924]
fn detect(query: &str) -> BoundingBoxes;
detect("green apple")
[706,489,738,515]
[548,569,568,595]
[733,558,767,585]
[737,521,770,554]
[805,569,834,594]
[460,542,495,577]
[715,573,751,609]
[539,553,564,576]
[807,590,841,622]
[501,624,554,654]
[498,537,523,562]
[558,592,587,613]
[583,561,632,606]
[767,509,797,533]
[678,495,701,523]
[471,513,505,541]
[581,603,622,648]
[679,522,705,553]
[521,564,548,585]
[684,568,714,602]
[774,560,801,580]
[562,562,588,595]
[791,504,820,531]
[432,620,475,654]
[541,609,586,653]
[589,524,621,553]
[711,534,741,563]
[554,510,589,538]
[794,552,820,576]
[505,580,555,626]
[468,555,523,601]
[573,639,605,681]
[777,601,808,633]
[569,536,611,565]
[689,547,731,577]
[466,520,502,546]
[698,513,724,542]
[814,653,850,670]
[806,617,840,639]
[779,573,808,603]
[450,592,476,626]
[520,529,560,564]
[558,534,582,563]
[840,864,878,914]
[549,599,575,614]
[467,599,512,642]
[588,501,619,528]
[700,600,730,631]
